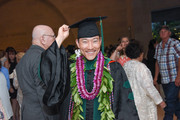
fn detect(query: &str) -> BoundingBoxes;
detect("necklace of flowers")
[76,51,104,100]
[69,50,115,120]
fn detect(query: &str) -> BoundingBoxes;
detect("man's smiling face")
[76,36,101,60]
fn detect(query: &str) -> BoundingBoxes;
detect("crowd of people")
[0,17,179,120]
[0,48,25,120]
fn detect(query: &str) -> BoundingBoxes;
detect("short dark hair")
[125,41,143,59]
[160,25,170,32]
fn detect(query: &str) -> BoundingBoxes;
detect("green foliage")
[70,54,76,61]
[97,66,115,120]
[70,54,115,120]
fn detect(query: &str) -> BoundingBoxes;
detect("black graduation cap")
[69,16,107,39]
[69,16,107,54]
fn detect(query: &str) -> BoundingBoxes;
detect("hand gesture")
[153,78,158,86]
[175,77,180,86]
[56,24,70,47]
[116,44,123,51]
[159,101,166,109]
[9,87,14,93]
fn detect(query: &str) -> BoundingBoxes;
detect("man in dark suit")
[16,24,70,120]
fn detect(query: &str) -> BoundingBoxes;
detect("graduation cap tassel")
[99,16,104,54]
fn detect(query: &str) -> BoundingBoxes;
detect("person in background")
[66,45,75,59]
[0,50,10,90]
[123,42,166,120]
[0,50,6,66]
[13,52,25,120]
[154,25,180,120]
[0,61,13,120]
[147,39,162,92]
[110,37,131,66]
[4,47,18,120]
[147,39,158,79]
[0,48,8,66]
[0,99,8,120]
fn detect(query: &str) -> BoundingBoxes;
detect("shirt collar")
[31,45,45,51]
[159,38,171,48]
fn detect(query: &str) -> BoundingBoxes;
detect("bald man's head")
[32,25,54,40]
[32,25,55,49]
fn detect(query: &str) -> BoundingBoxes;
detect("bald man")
[16,25,70,120]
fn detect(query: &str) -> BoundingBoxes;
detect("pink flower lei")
[76,52,104,100]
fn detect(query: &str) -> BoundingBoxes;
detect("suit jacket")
[16,42,69,120]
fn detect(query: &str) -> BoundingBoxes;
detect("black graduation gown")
[40,41,70,120]
[40,41,139,120]
[83,62,139,120]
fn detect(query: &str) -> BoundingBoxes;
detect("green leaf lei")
[70,54,115,120]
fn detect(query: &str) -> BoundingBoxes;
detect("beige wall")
[0,0,179,52]
[0,0,130,51]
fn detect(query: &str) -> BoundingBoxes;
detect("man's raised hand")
[56,24,70,48]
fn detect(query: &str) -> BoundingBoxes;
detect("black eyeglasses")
[43,34,56,38]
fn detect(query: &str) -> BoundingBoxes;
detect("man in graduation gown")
[16,25,70,120]
[40,17,139,120]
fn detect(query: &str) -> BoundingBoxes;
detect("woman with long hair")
[4,47,19,120]
[110,37,131,66]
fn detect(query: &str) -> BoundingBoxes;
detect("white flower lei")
[75,49,81,59]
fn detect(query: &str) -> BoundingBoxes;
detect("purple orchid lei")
[76,52,104,100]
